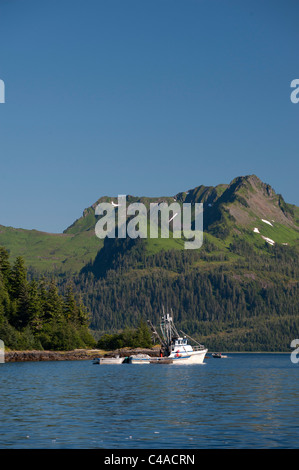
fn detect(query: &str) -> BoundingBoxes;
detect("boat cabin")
[171,336,193,353]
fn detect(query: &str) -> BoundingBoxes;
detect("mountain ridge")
[64,173,299,235]
[0,174,298,274]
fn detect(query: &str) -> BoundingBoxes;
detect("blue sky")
[0,0,298,232]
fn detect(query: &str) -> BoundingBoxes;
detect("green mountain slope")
[0,225,103,274]
[65,174,299,251]
[1,174,299,351]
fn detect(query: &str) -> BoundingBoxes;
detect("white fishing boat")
[148,309,208,365]
[128,354,151,364]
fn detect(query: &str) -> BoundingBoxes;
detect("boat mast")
[160,307,180,355]
[148,307,182,357]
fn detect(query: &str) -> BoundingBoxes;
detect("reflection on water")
[0,354,298,448]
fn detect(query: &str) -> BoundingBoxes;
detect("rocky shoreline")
[4,347,160,363]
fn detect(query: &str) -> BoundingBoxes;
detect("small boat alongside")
[94,355,125,364]
[128,354,151,364]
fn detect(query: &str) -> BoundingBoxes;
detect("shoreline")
[3,348,290,362]
[3,347,161,363]
[4,349,103,363]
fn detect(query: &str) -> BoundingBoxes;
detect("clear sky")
[0,0,298,233]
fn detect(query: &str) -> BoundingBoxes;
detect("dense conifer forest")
[0,247,95,350]
[1,229,299,352]
[71,237,299,351]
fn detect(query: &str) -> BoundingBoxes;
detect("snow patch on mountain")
[261,219,273,226]
[261,235,275,245]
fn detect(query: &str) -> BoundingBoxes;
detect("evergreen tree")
[10,256,27,300]
[0,274,8,325]
[0,247,96,351]
[44,279,63,322]
[8,257,28,328]
[27,280,43,333]
[63,285,76,321]
[16,282,30,328]
[76,294,90,326]
[135,319,152,348]
[0,247,11,288]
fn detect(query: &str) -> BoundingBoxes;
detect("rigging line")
[180,330,204,348]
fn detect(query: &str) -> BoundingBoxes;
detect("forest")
[0,246,96,350]
[1,230,299,351]
[70,237,299,351]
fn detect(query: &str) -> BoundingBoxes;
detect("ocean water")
[0,353,298,449]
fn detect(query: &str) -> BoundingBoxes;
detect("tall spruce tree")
[0,247,11,289]
[27,280,43,333]
[63,285,76,321]
[10,256,27,300]
[45,279,63,322]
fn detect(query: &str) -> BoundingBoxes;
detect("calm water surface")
[0,353,298,449]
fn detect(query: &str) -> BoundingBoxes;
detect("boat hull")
[99,357,124,364]
[150,358,173,364]
[128,354,151,364]
[170,349,208,364]
[129,358,150,364]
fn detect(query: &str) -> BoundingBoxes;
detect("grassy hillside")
[0,225,103,274]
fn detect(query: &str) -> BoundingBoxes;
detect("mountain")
[64,174,299,247]
[1,174,298,272]
[1,174,299,351]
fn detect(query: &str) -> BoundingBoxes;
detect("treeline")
[0,247,95,350]
[97,320,153,350]
[71,238,299,351]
